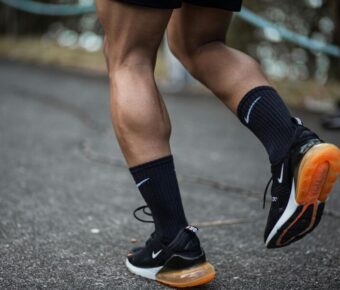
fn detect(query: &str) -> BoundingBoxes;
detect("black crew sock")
[237,86,298,164]
[130,155,188,244]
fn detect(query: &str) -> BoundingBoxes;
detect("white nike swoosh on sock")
[136,178,150,188]
[244,96,262,124]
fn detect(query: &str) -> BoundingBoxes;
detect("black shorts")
[117,0,243,11]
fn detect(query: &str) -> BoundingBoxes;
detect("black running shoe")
[126,207,215,288]
[264,119,340,248]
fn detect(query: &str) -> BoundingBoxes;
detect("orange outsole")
[276,143,340,246]
[296,143,340,205]
[156,262,216,288]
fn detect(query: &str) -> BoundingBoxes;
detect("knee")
[167,31,197,75]
[103,38,155,79]
[167,31,227,79]
[168,30,261,81]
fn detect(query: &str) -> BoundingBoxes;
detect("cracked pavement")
[0,59,340,289]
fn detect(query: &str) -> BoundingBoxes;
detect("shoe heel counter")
[163,250,206,270]
[183,234,201,252]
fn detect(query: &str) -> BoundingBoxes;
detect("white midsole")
[265,179,299,246]
[125,259,163,280]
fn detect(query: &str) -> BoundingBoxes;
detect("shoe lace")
[135,174,276,217]
[263,176,273,209]
[133,205,154,223]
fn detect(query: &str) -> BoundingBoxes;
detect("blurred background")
[1,1,340,289]
[1,0,340,117]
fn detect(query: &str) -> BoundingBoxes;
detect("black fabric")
[127,227,203,268]
[263,135,321,248]
[117,0,243,11]
[184,0,242,11]
[130,155,188,243]
[237,86,297,164]
[117,0,181,9]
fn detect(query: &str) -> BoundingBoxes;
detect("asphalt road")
[0,59,340,289]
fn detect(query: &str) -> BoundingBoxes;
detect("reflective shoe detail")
[125,226,215,287]
[264,137,340,248]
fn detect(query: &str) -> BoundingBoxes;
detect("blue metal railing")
[0,0,95,16]
[1,0,340,57]
[238,8,340,57]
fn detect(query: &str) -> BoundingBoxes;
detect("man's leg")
[96,1,215,286]
[167,4,340,248]
[97,0,188,241]
[97,0,172,166]
[167,6,295,165]
[168,6,267,113]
